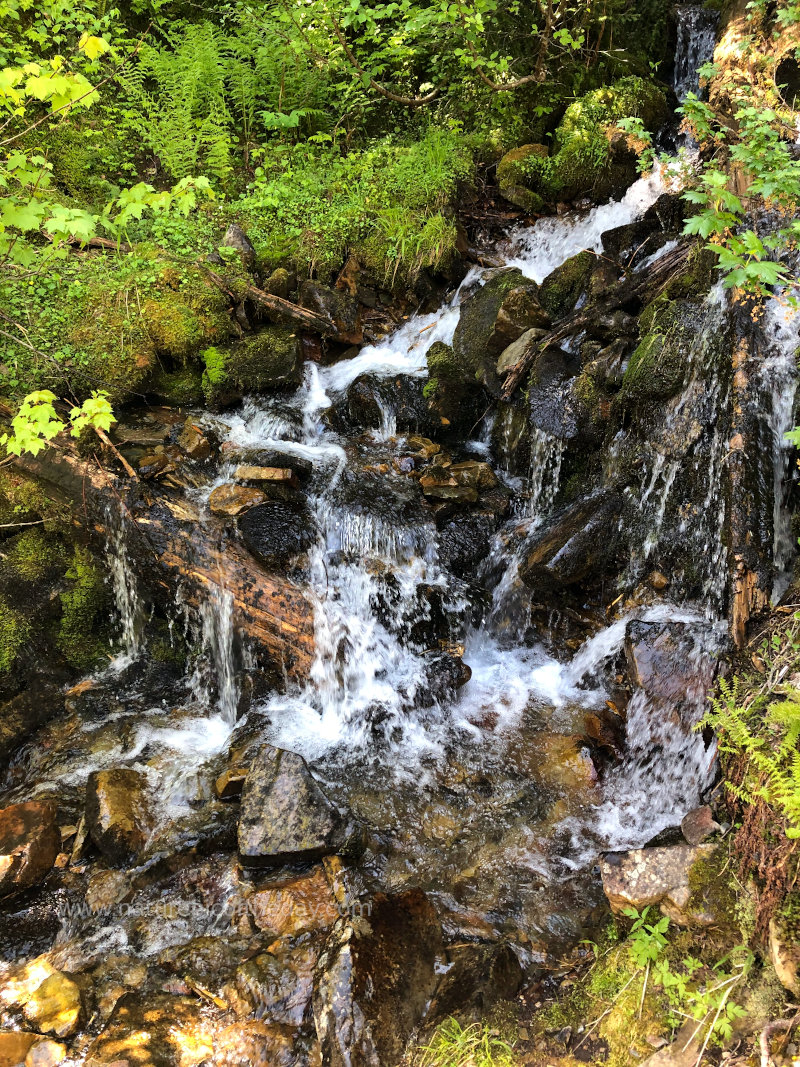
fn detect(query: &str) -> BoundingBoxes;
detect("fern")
[703,677,800,839]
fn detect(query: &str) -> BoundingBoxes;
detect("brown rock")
[648,570,670,591]
[769,914,800,996]
[234,465,299,488]
[23,973,82,1038]
[137,452,168,478]
[178,418,211,461]
[235,936,319,1026]
[208,483,266,517]
[85,994,213,1067]
[24,1039,66,1067]
[600,844,716,923]
[85,869,133,914]
[214,767,248,800]
[680,805,720,846]
[85,768,154,866]
[247,867,339,937]
[0,1033,39,1067]
[624,621,717,719]
[211,1022,296,1067]
[0,802,60,899]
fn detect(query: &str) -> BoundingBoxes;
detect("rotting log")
[11,448,315,680]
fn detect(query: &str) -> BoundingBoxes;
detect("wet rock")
[537,734,598,790]
[0,801,60,899]
[452,269,550,393]
[0,897,63,962]
[222,223,256,268]
[424,342,486,437]
[681,806,720,846]
[24,1039,66,1067]
[624,621,717,720]
[238,502,316,568]
[600,844,716,923]
[234,465,299,489]
[649,570,670,591]
[247,867,339,938]
[415,652,472,708]
[299,281,362,344]
[427,941,523,1021]
[85,869,133,914]
[211,1022,297,1067]
[538,251,596,320]
[0,683,63,765]
[0,1033,39,1067]
[224,447,312,482]
[519,490,624,591]
[238,744,344,867]
[342,374,437,438]
[137,452,169,478]
[420,460,498,505]
[769,914,800,996]
[496,327,549,378]
[215,766,248,800]
[85,993,214,1067]
[177,418,212,462]
[22,973,83,1038]
[529,346,604,443]
[203,329,303,409]
[85,768,154,866]
[313,888,443,1067]
[234,936,320,1026]
[437,514,495,578]
[157,935,252,990]
[208,483,267,517]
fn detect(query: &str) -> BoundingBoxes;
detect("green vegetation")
[57,544,107,668]
[0,593,29,673]
[416,1019,516,1067]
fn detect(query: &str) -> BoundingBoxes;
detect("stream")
[1,6,799,1064]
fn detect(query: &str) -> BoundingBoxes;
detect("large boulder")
[238,502,317,569]
[424,342,486,437]
[528,346,606,444]
[313,888,443,1067]
[452,269,550,393]
[0,801,60,899]
[238,745,345,867]
[497,144,550,214]
[85,768,154,866]
[202,328,303,409]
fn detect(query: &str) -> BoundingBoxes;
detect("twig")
[0,519,45,528]
[94,426,137,480]
[638,961,650,1020]
[573,971,639,1051]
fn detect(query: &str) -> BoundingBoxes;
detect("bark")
[727,324,773,648]
[204,268,336,336]
[11,449,315,680]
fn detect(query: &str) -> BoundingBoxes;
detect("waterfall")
[103,502,144,664]
[760,294,800,601]
[526,429,565,524]
[673,5,720,102]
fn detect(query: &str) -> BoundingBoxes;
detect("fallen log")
[204,268,336,336]
[11,448,315,680]
[500,241,693,400]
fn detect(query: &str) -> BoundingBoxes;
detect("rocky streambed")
[2,11,800,1065]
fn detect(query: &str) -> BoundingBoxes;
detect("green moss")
[0,593,29,674]
[202,328,302,407]
[0,472,69,532]
[539,251,596,319]
[5,528,66,582]
[148,364,205,406]
[619,327,686,404]
[497,145,550,213]
[57,546,107,669]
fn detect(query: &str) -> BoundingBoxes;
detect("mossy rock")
[452,269,548,392]
[619,331,685,404]
[57,546,108,670]
[4,528,66,583]
[538,251,596,320]
[519,77,669,205]
[147,365,205,407]
[497,144,550,214]
[0,594,30,674]
[424,341,485,436]
[202,328,303,409]
[0,471,69,532]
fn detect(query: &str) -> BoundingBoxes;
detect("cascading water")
[673,5,720,102]
[102,501,145,665]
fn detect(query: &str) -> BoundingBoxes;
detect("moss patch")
[539,251,596,319]
[5,528,66,582]
[202,328,302,408]
[0,594,29,674]
[57,546,108,669]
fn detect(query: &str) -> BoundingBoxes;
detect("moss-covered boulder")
[452,269,550,394]
[424,341,485,436]
[497,144,550,214]
[619,302,693,406]
[538,251,597,320]
[147,365,205,407]
[507,77,669,208]
[202,327,303,409]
